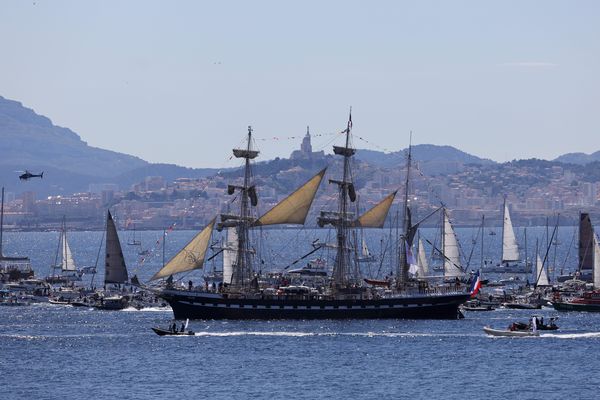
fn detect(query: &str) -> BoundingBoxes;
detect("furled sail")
[579,213,594,271]
[502,202,520,262]
[254,169,326,226]
[222,227,237,285]
[594,234,600,289]
[150,218,216,281]
[535,254,549,286]
[354,191,397,228]
[105,210,129,284]
[443,211,462,277]
[417,238,429,276]
[60,232,76,271]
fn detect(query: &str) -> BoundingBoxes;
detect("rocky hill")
[0,96,218,195]
[553,151,600,165]
[356,144,495,174]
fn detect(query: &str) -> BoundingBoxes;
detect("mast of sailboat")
[224,126,258,290]
[441,208,446,274]
[333,110,355,287]
[501,195,506,265]
[90,228,105,289]
[481,214,485,270]
[398,133,412,284]
[63,216,69,272]
[524,227,528,272]
[0,187,4,257]
[162,229,166,269]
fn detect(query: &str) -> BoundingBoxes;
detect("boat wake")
[540,332,600,339]
[122,306,171,312]
[191,331,480,338]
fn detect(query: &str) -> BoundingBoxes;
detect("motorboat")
[461,300,494,311]
[483,326,539,337]
[151,327,195,336]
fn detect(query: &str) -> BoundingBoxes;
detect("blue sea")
[1,227,599,399]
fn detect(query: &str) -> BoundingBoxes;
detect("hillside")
[356,144,495,174]
[553,151,600,165]
[0,96,219,195]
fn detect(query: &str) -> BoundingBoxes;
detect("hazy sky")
[1,0,598,168]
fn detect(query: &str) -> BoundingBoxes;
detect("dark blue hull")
[161,290,471,320]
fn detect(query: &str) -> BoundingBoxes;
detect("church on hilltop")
[290,126,325,160]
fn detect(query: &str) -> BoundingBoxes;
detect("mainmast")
[398,139,412,284]
[318,110,358,289]
[218,126,259,291]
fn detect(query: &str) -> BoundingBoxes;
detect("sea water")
[1,227,599,399]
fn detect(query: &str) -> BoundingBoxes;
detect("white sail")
[222,227,237,285]
[104,210,129,284]
[361,239,370,257]
[594,234,600,290]
[502,202,520,262]
[417,238,429,276]
[443,211,462,277]
[535,254,549,286]
[150,218,216,281]
[60,231,76,271]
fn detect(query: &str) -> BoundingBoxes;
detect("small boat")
[48,298,71,305]
[152,319,193,336]
[151,327,195,336]
[553,291,600,312]
[483,326,539,337]
[288,258,329,276]
[502,302,542,310]
[363,278,391,287]
[94,296,129,310]
[462,300,494,311]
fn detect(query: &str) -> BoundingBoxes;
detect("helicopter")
[19,170,44,181]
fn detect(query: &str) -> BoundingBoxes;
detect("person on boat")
[171,322,177,333]
[180,322,185,332]
[189,280,193,291]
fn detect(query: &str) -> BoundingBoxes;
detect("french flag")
[469,270,482,298]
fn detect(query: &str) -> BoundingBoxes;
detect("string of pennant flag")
[132,222,177,273]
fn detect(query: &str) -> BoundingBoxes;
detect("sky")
[0,0,599,169]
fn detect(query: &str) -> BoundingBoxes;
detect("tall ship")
[153,115,471,319]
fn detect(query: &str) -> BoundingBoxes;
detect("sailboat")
[357,239,376,263]
[95,210,130,310]
[154,116,470,320]
[484,199,530,273]
[46,217,82,284]
[442,209,463,278]
[0,187,34,281]
[553,232,600,312]
[557,213,594,283]
[428,209,463,276]
[127,223,142,246]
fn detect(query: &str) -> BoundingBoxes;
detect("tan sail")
[254,169,326,226]
[354,191,397,228]
[150,218,216,281]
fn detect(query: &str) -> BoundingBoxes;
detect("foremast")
[218,126,259,292]
[318,111,360,289]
